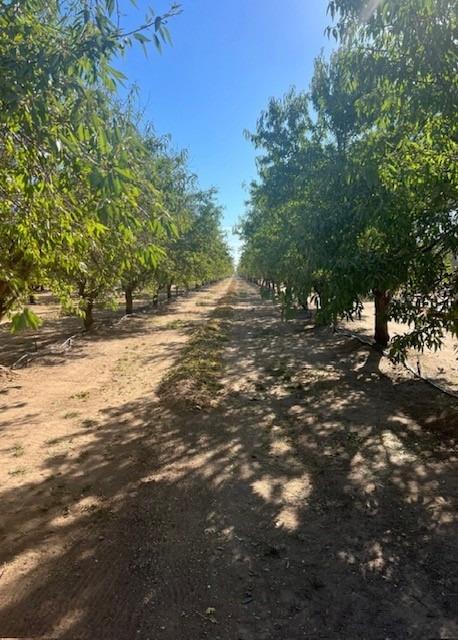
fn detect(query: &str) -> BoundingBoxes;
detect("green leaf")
[10,308,43,333]
[134,33,150,44]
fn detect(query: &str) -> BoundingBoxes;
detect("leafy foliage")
[239,0,457,356]
[1,0,232,330]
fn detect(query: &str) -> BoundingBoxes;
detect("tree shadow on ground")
[0,282,456,640]
[0,285,216,368]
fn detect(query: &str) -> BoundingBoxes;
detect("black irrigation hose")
[336,328,458,400]
[249,280,457,401]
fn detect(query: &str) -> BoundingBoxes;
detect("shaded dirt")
[0,288,183,368]
[0,278,457,639]
[341,301,458,395]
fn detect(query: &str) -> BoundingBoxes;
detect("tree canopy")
[239,0,457,357]
[1,0,232,329]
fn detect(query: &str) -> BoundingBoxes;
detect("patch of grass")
[81,418,98,429]
[63,411,80,419]
[114,354,135,375]
[8,467,27,477]
[45,436,70,447]
[345,431,364,447]
[212,305,235,320]
[163,319,194,331]
[9,442,25,457]
[159,286,236,407]
[70,391,90,400]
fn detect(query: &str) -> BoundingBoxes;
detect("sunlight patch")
[270,438,293,457]
[275,506,299,531]
[382,430,416,465]
[252,473,311,532]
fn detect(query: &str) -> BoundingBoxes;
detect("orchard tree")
[0,0,181,325]
[325,0,458,351]
[240,0,457,356]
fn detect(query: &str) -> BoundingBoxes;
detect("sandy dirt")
[0,288,178,368]
[0,278,457,639]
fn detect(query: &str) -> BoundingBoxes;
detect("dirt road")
[0,278,457,639]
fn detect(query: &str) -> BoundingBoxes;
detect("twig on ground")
[10,332,82,370]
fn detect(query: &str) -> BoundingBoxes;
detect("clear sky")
[116,1,335,260]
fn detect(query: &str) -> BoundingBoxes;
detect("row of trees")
[238,0,457,357]
[1,0,232,331]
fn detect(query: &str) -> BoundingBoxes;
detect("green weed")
[159,287,236,406]
[9,442,25,457]
[8,467,27,477]
[63,411,80,419]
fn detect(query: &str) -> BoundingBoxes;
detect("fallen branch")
[7,285,220,371]
[10,332,82,370]
[112,312,144,326]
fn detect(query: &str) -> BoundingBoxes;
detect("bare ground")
[341,301,458,395]
[0,289,180,368]
[0,278,457,639]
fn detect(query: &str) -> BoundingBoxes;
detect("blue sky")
[117,1,335,260]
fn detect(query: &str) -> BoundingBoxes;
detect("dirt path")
[0,278,457,639]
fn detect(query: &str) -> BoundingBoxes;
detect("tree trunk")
[153,293,158,307]
[373,289,391,347]
[167,283,172,300]
[83,298,94,331]
[0,297,7,322]
[285,286,292,306]
[125,287,134,314]
[0,280,13,321]
[452,256,458,336]
[175,285,179,297]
